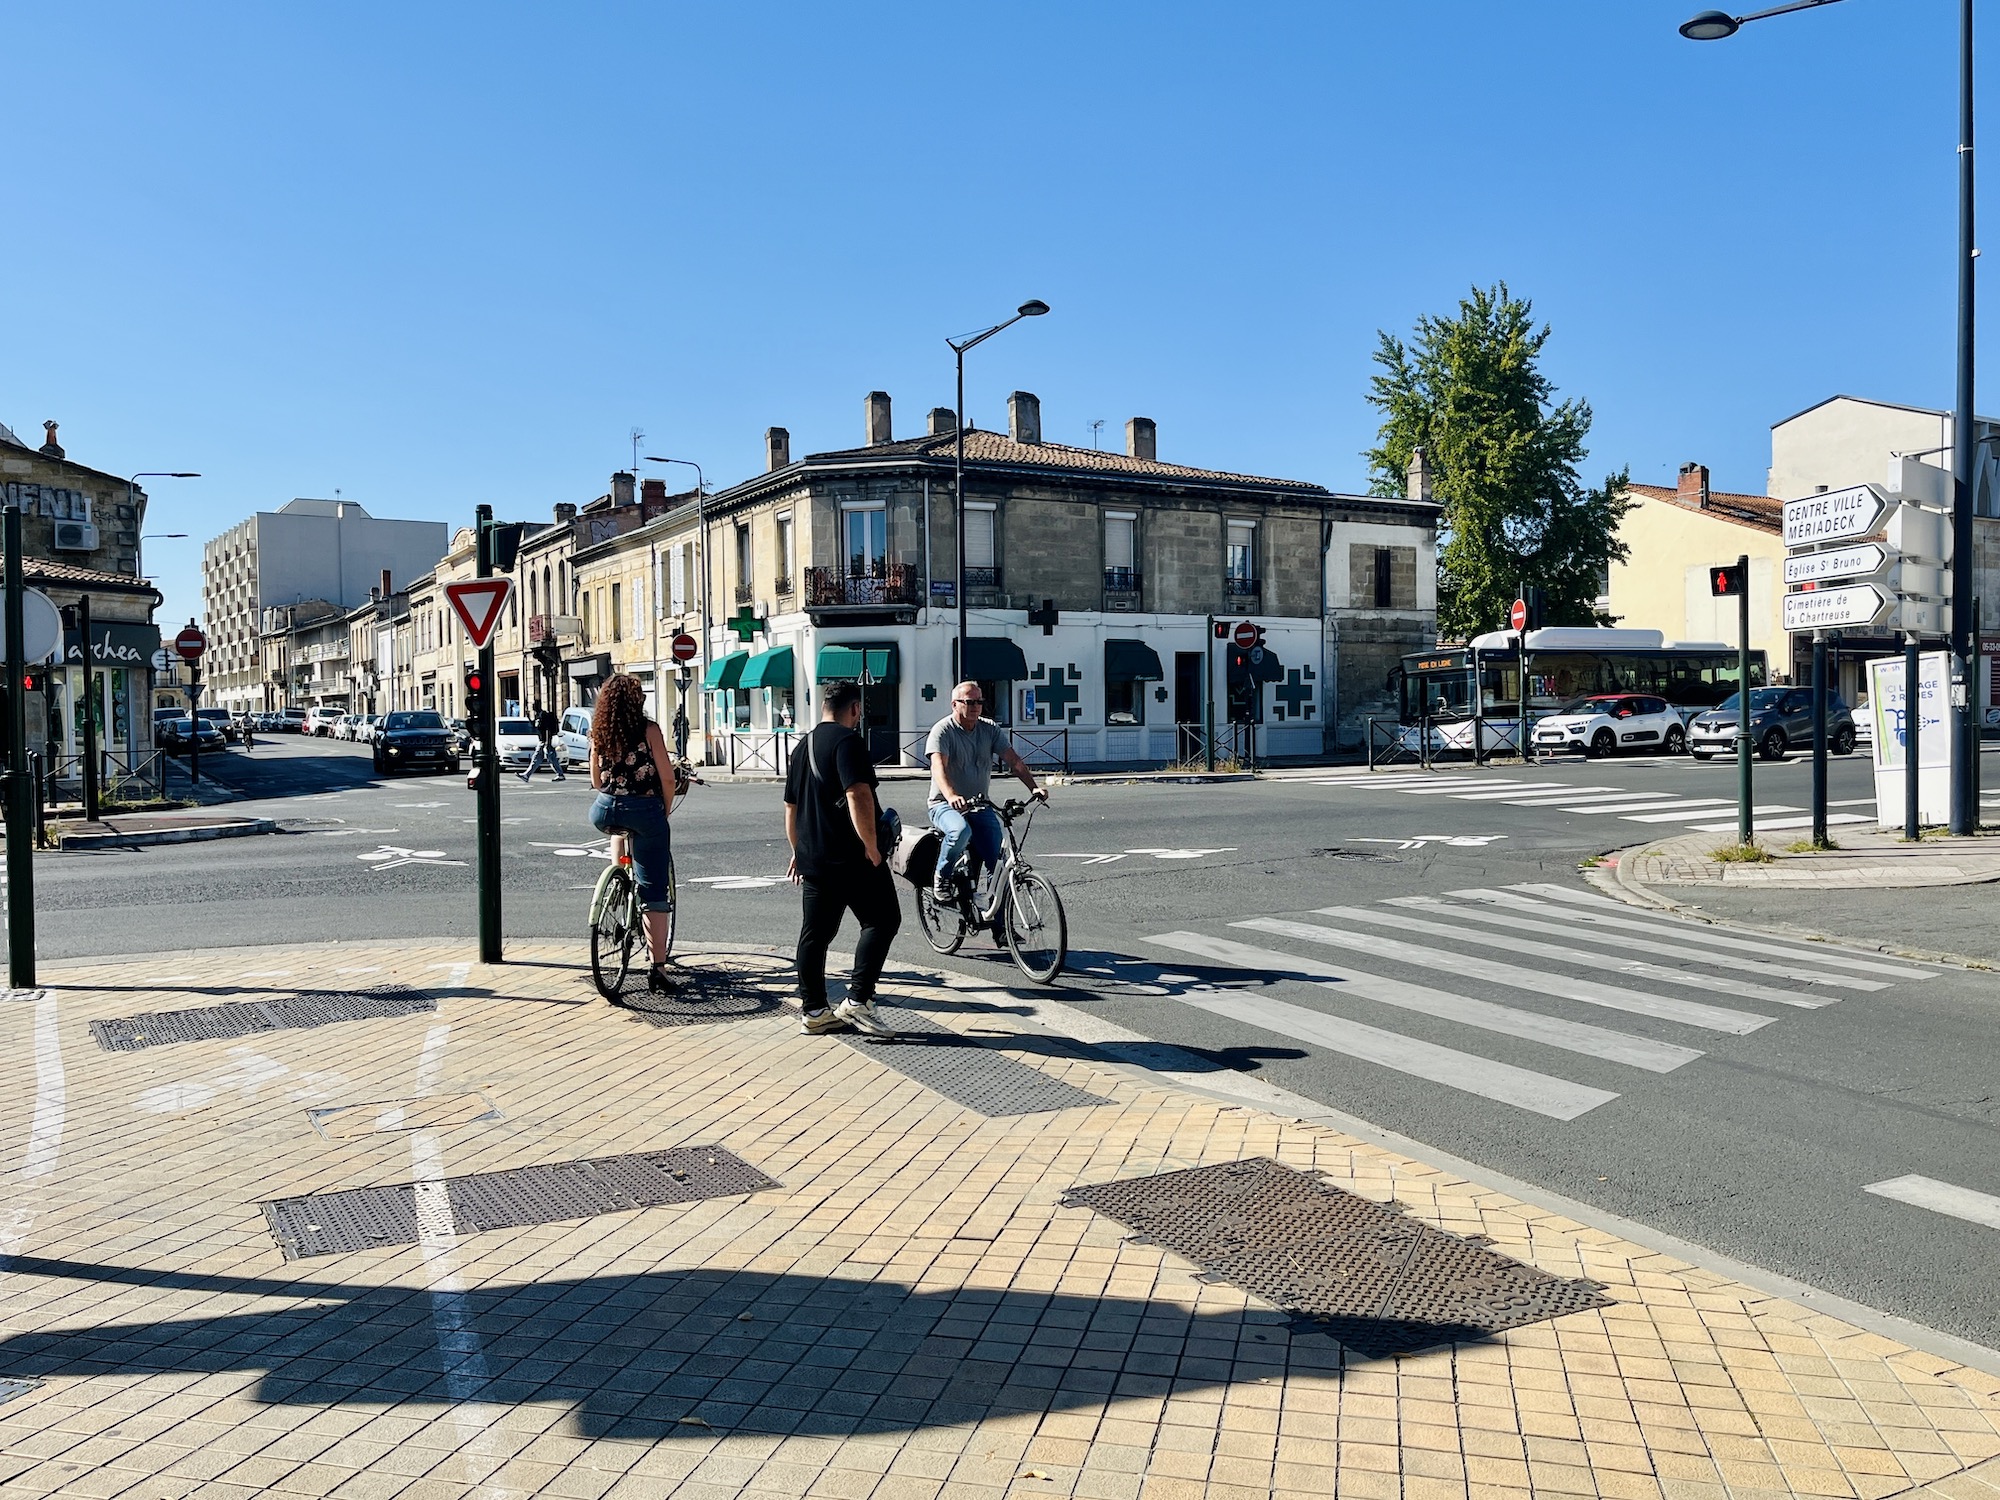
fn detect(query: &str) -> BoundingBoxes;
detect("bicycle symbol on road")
[357,845,467,871]
[1353,835,1508,850]
[529,839,612,860]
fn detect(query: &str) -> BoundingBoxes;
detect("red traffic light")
[465,670,485,693]
[1709,564,1746,598]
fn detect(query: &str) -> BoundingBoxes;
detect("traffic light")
[1251,624,1267,649]
[1212,620,1229,640]
[463,666,487,724]
[1710,563,1747,597]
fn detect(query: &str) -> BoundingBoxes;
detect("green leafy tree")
[1365,283,1631,639]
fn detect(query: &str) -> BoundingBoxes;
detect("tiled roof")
[804,429,1332,494]
[1628,482,1782,534]
[0,554,159,592]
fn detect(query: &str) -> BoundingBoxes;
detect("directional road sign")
[150,647,178,674]
[445,578,514,650]
[1782,483,1892,548]
[175,625,207,660]
[0,588,62,663]
[1784,542,1889,587]
[1782,582,1892,633]
[670,632,698,663]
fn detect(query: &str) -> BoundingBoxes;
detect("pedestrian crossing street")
[1292,767,1908,833]
[1144,882,1936,1121]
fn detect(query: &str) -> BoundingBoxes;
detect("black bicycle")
[915,794,1068,983]
[588,758,700,999]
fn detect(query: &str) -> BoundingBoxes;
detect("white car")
[557,707,592,767]
[1531,693,1687,758]
[353,714,382,744]
[487,717,543,770]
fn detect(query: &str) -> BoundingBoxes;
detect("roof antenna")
[630,427,644,472]
[1089,419,1105,450]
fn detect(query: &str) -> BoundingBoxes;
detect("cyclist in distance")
[587,673,683,994]
[926,680,1044,906]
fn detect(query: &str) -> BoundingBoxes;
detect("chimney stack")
[611,471,636,506]
[39,420,62,458]
[865,391,893,446]
[641,477,667,508]
[1125,417,1157,462]
[1406,447,1432,502]
[1007,391,1042,446]
[555,502,578,525]
[766,426,791,471]
[927,407,956,436]
[1677,461,1710,509]
[381,568,393,598]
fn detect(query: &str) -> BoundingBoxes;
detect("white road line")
[1143,928,1699,1071]
[1499,791,1679,809]
[1490,887,1939,980]
[1449,785,1622,802]
[0,991,64,1268]
[1864,1175,2000,1231]
[1238,916,1771,1034]
[1144,933,1620,1119]
[1393,781,1540,795]
[1625,803,1803,823]
[1488,888,1936,980]
[1567,798,1735,815]
[1687,814,1875,833]
[1364,900,1840,1008]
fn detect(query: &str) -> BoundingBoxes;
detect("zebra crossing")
[1143,881,1937,1122]
[1295,767,1883,833]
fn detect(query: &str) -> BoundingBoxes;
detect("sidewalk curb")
[1590,844,1998,971]
[55,816,279,851]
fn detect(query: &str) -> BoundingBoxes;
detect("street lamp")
[129,472,198,581]
[1683,0,1981,836]
[948,300,1049,678]
[644,456,707,757]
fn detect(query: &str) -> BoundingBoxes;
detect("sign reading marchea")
[1782,483,1891,548]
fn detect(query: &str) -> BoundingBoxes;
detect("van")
[303,707,344,738]
[557,707,592,767]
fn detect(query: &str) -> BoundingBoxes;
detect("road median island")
[50,812,279,850]
[8,938,2000,1498]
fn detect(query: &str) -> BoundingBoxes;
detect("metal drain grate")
[261,1145,777,1259]
[1063,1158,1612,1358]
[91,987,435,1052]
[598,953,790,1027]
[840,1005,1112,1117]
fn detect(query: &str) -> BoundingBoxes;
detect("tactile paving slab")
[842,1005,1112,1117]
[90,987,435,1052]
[1062,1157,1613,1358]
[260,1145,777,1259]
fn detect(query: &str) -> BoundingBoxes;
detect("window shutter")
[1105,516,1134,571]
[966,509,996,569]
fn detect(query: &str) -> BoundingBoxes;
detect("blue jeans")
[589,793,673,911]
[521,743,565,780]
[928,803,1002,887]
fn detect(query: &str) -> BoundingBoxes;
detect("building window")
[1227,520,1256,585]
[777,513,794,585]
[735,525,752,590]
[844,505,886,577]
[1106,676,1145,724]
[1374,547,1393,609]
[1104,511,1136,590]
[581,591,590,645]
[964,504,995,584]
[611,582,622,642]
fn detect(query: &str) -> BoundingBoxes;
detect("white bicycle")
[915,795,1068,983]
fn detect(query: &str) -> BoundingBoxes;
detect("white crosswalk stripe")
[1144,932,1622,1119]
[1687,813,1875,832]
[1623,802,1804,823]
[1449,785,1621,801]
[1568,797,1734,815]
[1864,1175,2000,1231]
[1498,791,1677,808]
[1139,879,1936,1124]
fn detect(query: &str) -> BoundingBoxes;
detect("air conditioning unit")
[53,521,98,551]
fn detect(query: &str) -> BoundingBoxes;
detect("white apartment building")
[201,499,448,713]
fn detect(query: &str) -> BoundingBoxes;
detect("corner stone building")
[681,392,1436,765]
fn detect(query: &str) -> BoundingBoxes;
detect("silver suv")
[1689,688,1858,761]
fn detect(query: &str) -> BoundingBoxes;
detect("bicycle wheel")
[658,854,677,962]
[915,885,968,955]
[1002,871,1067,983]
[590,864,639,999]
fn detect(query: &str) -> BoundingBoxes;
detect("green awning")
[703,650,750,691]
[816,643,899,684]
[738,645,795,691]
[1105,638,1164,684]
[958,637,1028,682]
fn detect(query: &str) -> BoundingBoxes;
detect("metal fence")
[725,732,793,777]
[46,750,168,803]
[1170,723,1255,769]
[895,726,1072,774]
[1365,715,1524,770]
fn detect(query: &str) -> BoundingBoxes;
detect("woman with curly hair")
[587,673,683,994]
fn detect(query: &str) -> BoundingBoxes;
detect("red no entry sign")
[1509,598,1528,632]
[175,625,207,660]
[1231,620,1258,649]
[670,632,698,664]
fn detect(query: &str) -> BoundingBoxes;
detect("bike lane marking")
[0,990,65,1266]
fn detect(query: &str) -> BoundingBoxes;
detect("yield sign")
[445,578,515,650]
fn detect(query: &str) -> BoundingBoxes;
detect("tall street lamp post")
[1682,0,1979,833]
[645,456,706,757]
[129,473,198,583]
[948,301,1049,678]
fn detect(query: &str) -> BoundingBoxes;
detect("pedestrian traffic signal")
[1212,620,1228,640]
[1710,563,1747,597]
[464,667,487,723]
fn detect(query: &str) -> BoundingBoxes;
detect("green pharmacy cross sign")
[725,606,766,643]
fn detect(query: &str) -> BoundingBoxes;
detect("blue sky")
[3,1,1981,629]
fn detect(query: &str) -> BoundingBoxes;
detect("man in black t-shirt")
[784,680,901,1038]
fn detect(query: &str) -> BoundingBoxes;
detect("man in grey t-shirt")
[926,681,1044,901]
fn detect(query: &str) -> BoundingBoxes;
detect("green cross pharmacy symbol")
[726,606,766,643]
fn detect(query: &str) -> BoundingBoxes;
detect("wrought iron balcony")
[804,563,921,608]
[1103,567,1141,593]
[734,582,754,605]
[965,566,1002,592]
[1224,575,1262,598]
[773,574,794,597]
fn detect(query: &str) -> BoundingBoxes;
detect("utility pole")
[1905,633,1922,840]
[5,506,37,987]
[1203,615,1216,772]
[1810,628,1829,847]
[474,506,503,962]
[1951,0,1978,835]
[76,593,100,823]
[1736,554,1753,846]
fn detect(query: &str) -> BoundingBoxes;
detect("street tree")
[1365,283,1631,639]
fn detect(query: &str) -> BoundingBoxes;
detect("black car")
[373,709,461,776]
[159,717,227,755]
[1689,687,1858,761]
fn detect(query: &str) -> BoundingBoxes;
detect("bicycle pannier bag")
[889,827,940,888]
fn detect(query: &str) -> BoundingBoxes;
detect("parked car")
[1689,688,1857,761]
[557,706,592,767]
[373,709,461,776]
[486,717,543,770]
[153,707,182,745]
[195,707,240,744]
[279,708,310,733]
[351,714,382,744]
[303,707,338,737]
[1531,693,1686,758]
[446,717,471,755]
[158,717,226,755]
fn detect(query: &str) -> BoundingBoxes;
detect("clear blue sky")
[3,1,1982,630]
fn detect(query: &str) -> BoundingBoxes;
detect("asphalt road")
[20,734,2000,1354]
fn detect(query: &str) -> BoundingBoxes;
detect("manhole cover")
[1063,1158,1611,1358]
[91,987,435,1052]
[597,953,788,1026]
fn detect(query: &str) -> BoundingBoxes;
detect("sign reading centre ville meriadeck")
[1782,483,1892,547]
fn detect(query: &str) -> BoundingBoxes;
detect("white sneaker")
[800,1008,845,1035]
[834,997,896,1038]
